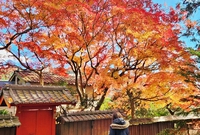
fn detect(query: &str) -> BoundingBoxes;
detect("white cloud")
[0,50,14,62]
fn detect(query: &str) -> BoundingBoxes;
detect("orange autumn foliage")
[0,0,199,115]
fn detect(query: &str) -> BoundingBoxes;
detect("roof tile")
[10,71,93,86]
[0,84,76,105]
[12,71,76,85]
[0,115,21,128]
[59,110,113,122]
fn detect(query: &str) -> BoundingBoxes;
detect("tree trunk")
[38,72,44,86]
[130,99,135,118]
[95,87,108,110]
[127,90,135,118]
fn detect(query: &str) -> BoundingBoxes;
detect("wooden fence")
[56,118,112,135]
[0,127,16,135]
[129,122,174,135]
[56,111,175,135]
[56,111,200,135]
[56,110,113,135]
[56,120,174,135]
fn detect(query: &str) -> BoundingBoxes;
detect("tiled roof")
[10,71,76,85]
[0,115,21,128]
[129,114,200,125]
[0,81,13,89]
[58,110,113,123]
[0,84,76,105]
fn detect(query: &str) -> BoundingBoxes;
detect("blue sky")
[153,0,180,8]
[153,0,199,48]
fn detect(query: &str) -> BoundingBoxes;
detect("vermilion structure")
[0,84,76,135]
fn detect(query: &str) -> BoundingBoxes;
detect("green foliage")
[135,107,169,118]
[173,107,196,116]
[181,0,200,17]
[0,109,9,115]
[187,47,200,57]
[180,1,200,49]
[157,128,174,135]
[100,97,112,110]
[56,80,68,86]
[56,80,77,95]
[157,128,190,135]
[187,47,200,66]
[157,121,190,135]
[135,103,169,118]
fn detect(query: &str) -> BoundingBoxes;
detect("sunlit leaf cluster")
[0,0,199,117]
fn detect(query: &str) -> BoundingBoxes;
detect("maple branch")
[6,41,45,72]
[139,87,172,102]
[12,3,34,28]
[33,52,46,70]
[83,60,94,87]
[166,103,175,115]
[0,2,37,50]
[0,27,33,50]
